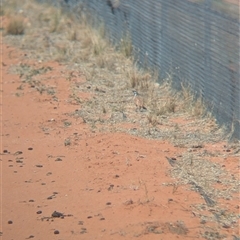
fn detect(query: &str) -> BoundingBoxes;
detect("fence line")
[57,0,240,139]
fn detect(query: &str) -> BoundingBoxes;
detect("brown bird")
[133,90,147,111]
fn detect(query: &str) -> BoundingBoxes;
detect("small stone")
[80,227,87,234]
[54,230,59,235]
[28,147,33,150]
[64,139,71,146]
[106,202,111,205]
[123,199,133,205]
[25,235,34,239]
[3,150,8,153]
[36,211,42,214]
[52,211,63,218]
[36,165,43,168]
[8,220,13,224]
[14,151,23,155]
[108,184,114,191]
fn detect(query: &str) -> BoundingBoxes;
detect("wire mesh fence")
[48,0,240,139]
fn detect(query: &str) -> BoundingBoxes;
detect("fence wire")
[53,0,240,139]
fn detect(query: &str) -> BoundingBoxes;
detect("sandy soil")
[1,39,239,240]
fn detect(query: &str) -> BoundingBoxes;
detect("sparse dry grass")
[168,150,239,233]
[147,112,161,126]
[180,83,207,117]
[127,64,153,90]
[120,33,133,58]
[1,0,17,16]
[6,15,25,35]
[49,8,63,33]
[68,27,78,41]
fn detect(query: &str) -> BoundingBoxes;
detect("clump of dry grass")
[54,43,69,61]
[147,113,159,126]
[68,27,78,41]
[156,97,178,115]
[180,83,206,117]
[120,59,220,141]
[127,64,153,90]
[49,8,62,33]
[128,67,142,88]
[6,15,25,35]
[37,7,64,33]
[1,0,18,16]
[145,79,178,116]
[120,34,133,58]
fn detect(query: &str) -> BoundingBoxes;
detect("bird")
[132,90,147,111]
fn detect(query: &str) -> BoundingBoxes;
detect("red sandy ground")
[1,40,239,239]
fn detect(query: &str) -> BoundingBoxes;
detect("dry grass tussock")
[6,15,25,35]
[119,33,133,58]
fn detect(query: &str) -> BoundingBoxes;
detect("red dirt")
[1,40,239,240]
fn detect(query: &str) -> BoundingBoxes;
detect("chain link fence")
[48,0,240,139]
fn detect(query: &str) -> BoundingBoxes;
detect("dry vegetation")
[2,0,240,239]
[6,15,25,35]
